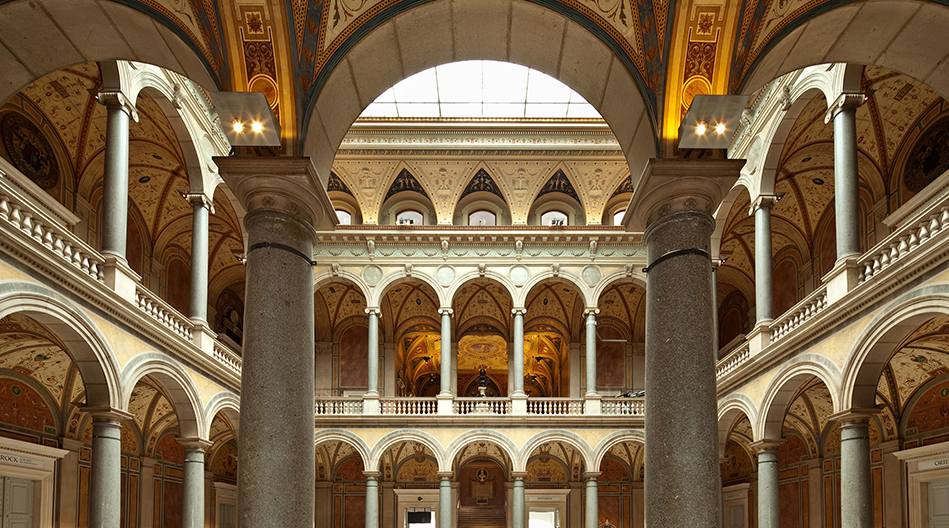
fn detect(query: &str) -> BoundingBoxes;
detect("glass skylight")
[360,61,602,119]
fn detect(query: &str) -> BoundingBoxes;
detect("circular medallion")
[363,265,383,285]
[2,113,60,189]
[582,265,602,286]
[436,265,455,286]
[904,114,949,193]
[509,265,529,286]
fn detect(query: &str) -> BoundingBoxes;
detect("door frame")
[895,442,949,528]
[0,437,68,528]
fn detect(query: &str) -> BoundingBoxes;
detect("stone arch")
[0,0,218,107]
[519,269,592,309]
[445,430,519,473]
[592,270,649,306]
[737,1,949,100]
[711,183,752,259]
[717,393,758,458]
[368,429,446,473]
[757,353,842,441]
[204,392,241,439]
[447,270,518,311]
[841,284,949,411]
[370,270,447,308]
[0,280,122,409]
[313,271,372,307]
[302,0,657,189]
[315,429,373,469]
[519,430,596,474]
[120,353,206,440]
[591,430,646,470]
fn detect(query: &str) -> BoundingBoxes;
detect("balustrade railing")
[716,343,750,378]
[380,397,438,415]
[769,286,827,342]
[315,398,364,415]
[454,397,511,415]
[600,398,645,416]
[859,203,949,284]
[135,285,194,341]
[212,340,242,375]
[526,398,584,415]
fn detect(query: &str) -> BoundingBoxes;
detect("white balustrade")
[315,398,364,415]
[212,340,242,375]
[600,398,645,416]
[135,285,194,341]
[769,287,827,342]
[380,397,438,415]
[526,398,584,415]
[716,344,751,379]
[859,203,949,283]
[454,397,511,415]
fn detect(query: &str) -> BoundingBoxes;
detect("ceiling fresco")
[315,280,368,341]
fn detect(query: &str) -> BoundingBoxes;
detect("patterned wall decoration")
[901,113,949,193]
[459,168,506,202]
[328,171,355,197]
[233,3,280,112]
[677,0,725,119]
[536,169,581,203]
[567,162,629,222]
[395,456,439,482]
[610,174,635,199]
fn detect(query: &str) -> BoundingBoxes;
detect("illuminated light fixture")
[210,92,281,146]
[678,95,748,149]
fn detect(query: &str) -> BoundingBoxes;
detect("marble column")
[86,410,131,528]
[828,93,866,262]
[625,159,742,528]
[584,310,598,396]
[439,309,453,395]
[365,471,380,528]
[367,309,380,395]
[216,157,336,528]
[752,441,781,528]
[512,472,527,528]
[752,196,777,323]
[584,472,600,528]
[836,412,874,528]
[512,309,525,395]
[180,439,212,528]
[188,194,213,321]
[98,92,135,260]
[438,472,453,528]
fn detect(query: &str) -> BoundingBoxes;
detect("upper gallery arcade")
[1,1,949,528]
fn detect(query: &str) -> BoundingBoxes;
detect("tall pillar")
[512,309,525,394]
[584,472,600,528]
[180,439,212,528]
[439,309,453,395]
[751,441,781,528]
[366,309,380,395]
[365,471,380,528]
[834,411,874,528]
[827,93,866,262]
[625,159,742,528]
[512,472,527,528]
[98,92,136,260]
[438,472,453,528]
[584,310,598,396]
[86,409,131,528]
[751,196,777,323]
[187,194,213,321]
[216,157,336,528]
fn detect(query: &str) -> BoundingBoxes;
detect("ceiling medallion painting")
[903,114,949,193]
[1,113,60,189]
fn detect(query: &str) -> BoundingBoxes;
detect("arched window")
[396,210,423,225]
[613,209,626,226]
[541,210,568,226]
[468,210,496,226]
[335,210,352,225]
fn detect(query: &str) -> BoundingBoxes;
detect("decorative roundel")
[509,265,529,286]
[363,265,383,285]
[582,265,602,286]
[904,114,949,193]
[436,265,455,286]
[2,113,60,189]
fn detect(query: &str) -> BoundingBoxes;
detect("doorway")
[931,480,949,528]
[0,476,35,528]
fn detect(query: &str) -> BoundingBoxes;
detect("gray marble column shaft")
[756,449,780,528]
[754,201,774,323]
[365,475,379,528]
[100,101,131,259]
[182,448,206,528]
[189,197,211,321]
[440,310,452,394]
[513,310,525,394]
[833,101,862,260]
[439,476,452,528]
[238,209,316,528]
[88,417,122,528]
[584,311,598,395]
[585,477,598,528]
[512,475,526,528]
[643,211,720,528]
[367,310,380,394]
[840,420,873,528]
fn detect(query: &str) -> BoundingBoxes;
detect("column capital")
[439,308,454,316]
[81,406,134,424]
[582,471,601,481]
[214,156,337,232]
[183,192,215,213]
[510,471,528,481]
[829,408,879,425]
[749,439,783,452]
[623,158,744,232]
[437,471,454,480]
[363,470,382,481]
[176,437,213,451]
[824,92,867,123]
[584,308,600,317]
[97,91,139,122]
[365,307,381,316]
[748,194,779,215]
[512,308,526,316]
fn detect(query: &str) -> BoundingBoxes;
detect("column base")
[747,321,772,357]
[511,392,528,416]
[824,257,861,304]
[102,256,140,303]
[436,392,454,415]
[583,393,602,415]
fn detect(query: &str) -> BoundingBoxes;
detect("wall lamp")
[210,91,281,147]
[678,95,748,150]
